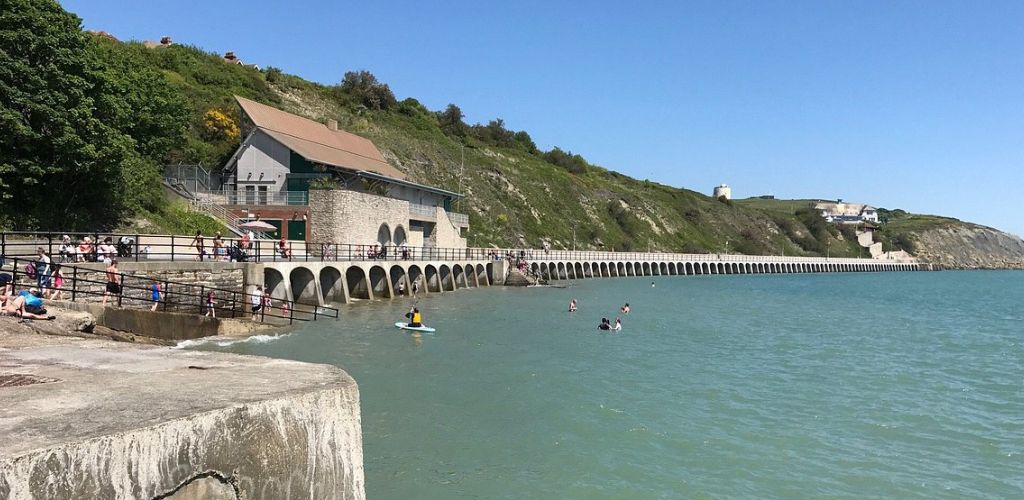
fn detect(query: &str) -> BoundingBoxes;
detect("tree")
[438,104,467,137]
[339,70,397,111]
[0,0,188,229]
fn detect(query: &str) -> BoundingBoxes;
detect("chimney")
[327,119,338,131]
[160,36,172,45]
[224,51,237,61]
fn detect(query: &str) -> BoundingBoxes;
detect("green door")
[267,220,282,240]
[287,219,306,241]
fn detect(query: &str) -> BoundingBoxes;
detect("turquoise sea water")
[192,271,1024,498]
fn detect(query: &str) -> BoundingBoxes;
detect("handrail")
[0,231,917,265]
[0,256,339,324]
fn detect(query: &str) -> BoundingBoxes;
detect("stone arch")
[476,264,488,286]
[643,262,652,276]
[319,266,344,303]
[346,267,371,300]
[290,267,319,305]
[685,262,694,275]
[575,262,585,279]
[439,264,454,291]
[425,264,441,292]
[600,262,609,277]
[377,223,392,246]
[393,225,407,247]
[453,264,466,289]
[408,265,424,294]
[389,265,408,297]
[264,268,288,302]
[369,265,390,298]
[530,262,540,277]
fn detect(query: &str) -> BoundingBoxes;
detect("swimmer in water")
[651,281,655,288]
[621,303,630,314]
[614,317,622,331]
[569,298,577,312]
[598,317,611,330]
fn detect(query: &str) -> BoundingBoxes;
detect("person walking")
[102,260,121,306]
[150,281,162,311]
[250,285,263,320]
[49,264,65,301]
[191,231,205,261]
[205,291,216,318]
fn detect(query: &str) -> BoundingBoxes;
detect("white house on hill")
[814,200,879,224]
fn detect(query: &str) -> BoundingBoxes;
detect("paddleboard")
[394,322,436,333]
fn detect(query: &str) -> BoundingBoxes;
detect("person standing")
[569,298,577,312]
[49,264,65,300]
[205,291,216,318]
[191,231,205,261]
[250,285,263,320]
[35,247,52,294]
[150,281,162,311]
[397,280,406,296]
[102,259,121,306]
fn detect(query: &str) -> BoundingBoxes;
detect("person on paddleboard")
[409,307,423,328]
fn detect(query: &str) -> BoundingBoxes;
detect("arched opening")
[264,268,288,302]
[390,265,408,297]
[486,262,496,284]
[600,262,609,277]
[369,266,390,298]
[686,262,694,275]
[425,265,441,292]
[476,264,488,286]
[346,267,371,300]
[319,266,344,303]
[290,267,318,305]
[643,262,653,276]
[439,264,454,291]
[377,223,392,246]
[453,264,466,289]
[393,225,407,247]
[530,262,540,277]
[554,262,564,280]
[408,265,424,294]
[575,262,585,279]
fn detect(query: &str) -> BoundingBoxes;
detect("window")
[244,185,255,205]
[258,186,268,205]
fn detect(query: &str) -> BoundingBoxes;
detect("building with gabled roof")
[221,96,468,247]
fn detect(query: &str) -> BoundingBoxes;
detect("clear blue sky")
[63,0,1024,236]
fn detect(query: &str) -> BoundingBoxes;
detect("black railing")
[0,256,338,324]
[0,231,913,266]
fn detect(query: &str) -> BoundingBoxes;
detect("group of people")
[55,235,134,263]
[191,231,254,262]
[248,285,291,321]
[567,298,628,332]
[1,283,54,320]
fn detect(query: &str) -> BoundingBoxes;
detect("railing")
[449,212,469,226]
[163,163,218,195]
[189,200,271,240]
[0,231,917,266]
[0,256,338,324]
[194,189,309,206]
[409,203,437,220]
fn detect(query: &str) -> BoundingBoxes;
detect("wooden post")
[70,266,77,301]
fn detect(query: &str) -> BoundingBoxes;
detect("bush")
[543,147,589,174]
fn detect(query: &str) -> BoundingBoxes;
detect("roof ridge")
[260,127,391,166]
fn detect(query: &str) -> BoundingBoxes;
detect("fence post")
[1,232,5,260]
[135,234,140,262]
[289,301,295,325]
[116,275,123,308]
[163,281,170,312]
[70,266,77,301]
[47,234,53,261]
[198,285,205,315]
[230,292,237,318]
[171,235,175,262]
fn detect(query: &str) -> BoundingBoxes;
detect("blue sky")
[63,0,1024,236]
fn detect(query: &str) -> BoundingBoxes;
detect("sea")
[187,270,1023,498]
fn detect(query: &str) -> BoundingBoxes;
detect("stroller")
[117,236,135,258]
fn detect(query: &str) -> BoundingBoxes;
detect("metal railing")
[409,203,437,220]
[0,231,916,266]
[1,256,338,324]
[448,212,469,226]
[195,189,309,206]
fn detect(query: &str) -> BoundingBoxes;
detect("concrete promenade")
[259,250,925,305]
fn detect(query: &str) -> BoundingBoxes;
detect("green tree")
[0,0,188,229]
[438,103,467,137]
[338,70,397,110]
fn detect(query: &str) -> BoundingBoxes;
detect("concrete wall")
[0,334,364,499]
[52,262,250,314]
[56,302,274,340]
[231,129,290,193]
[309,189,410,246]
[433,208,467,248]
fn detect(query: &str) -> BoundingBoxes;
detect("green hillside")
[0,0,968,259]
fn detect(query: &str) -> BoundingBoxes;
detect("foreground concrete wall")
[55,302,273,340]
[0,333,364,499]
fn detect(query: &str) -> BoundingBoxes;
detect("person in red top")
[278,236,292,259]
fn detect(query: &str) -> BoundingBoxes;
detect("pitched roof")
[235,95,406,180]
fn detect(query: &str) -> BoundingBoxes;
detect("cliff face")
[912,224,1024,269]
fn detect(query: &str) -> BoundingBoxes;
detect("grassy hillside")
[86,36,973,258]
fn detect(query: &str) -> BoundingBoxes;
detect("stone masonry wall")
[434,207,468,248]
[15,263,250,315]
[310,189,409,247]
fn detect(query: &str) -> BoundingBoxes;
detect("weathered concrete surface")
[0,330,364,499]
[55,302,277,341]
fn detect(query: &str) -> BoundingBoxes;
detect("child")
[205,291,216,317]
[49,264,65,301]
[150,282,161,311]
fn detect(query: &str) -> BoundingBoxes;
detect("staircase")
[504,268,543,287]
[162,165,270,240]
